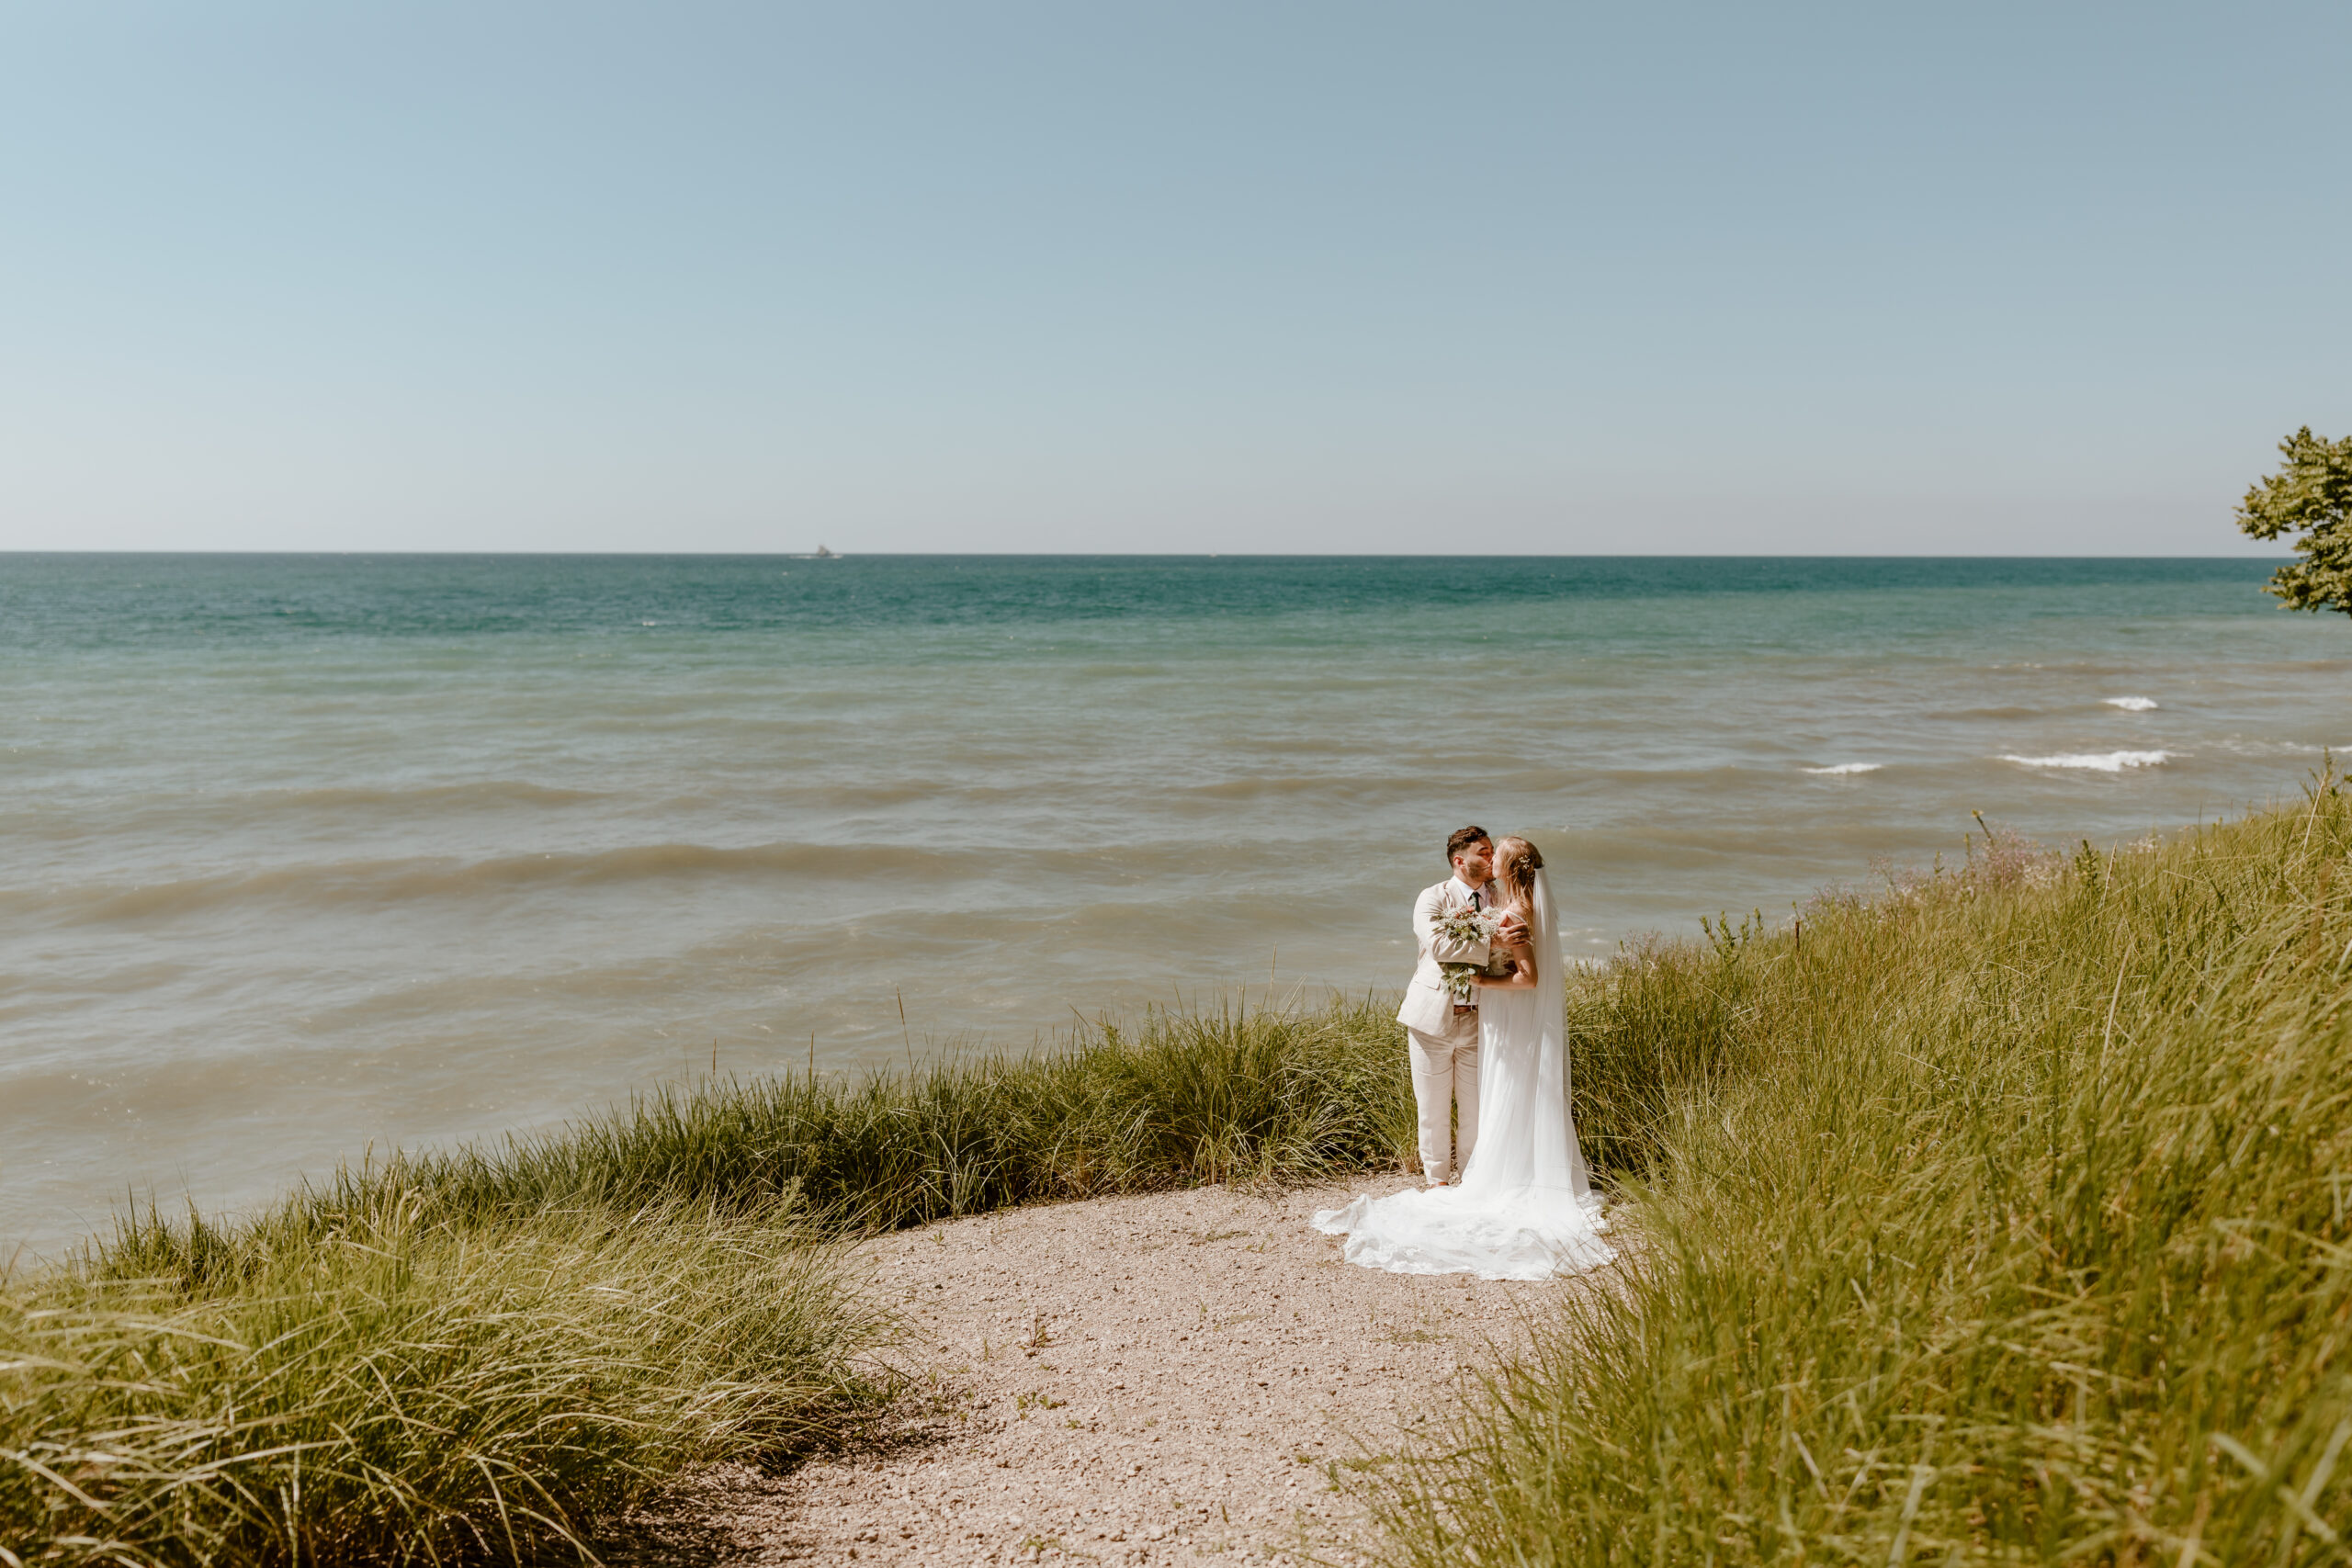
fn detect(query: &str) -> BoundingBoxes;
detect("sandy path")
[626,1179,1615,1567]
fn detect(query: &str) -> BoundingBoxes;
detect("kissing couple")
[1313,825,1615,1280]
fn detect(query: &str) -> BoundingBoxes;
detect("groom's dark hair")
[1445,825,1490,863]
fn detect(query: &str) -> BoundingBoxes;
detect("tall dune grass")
[95,996,1440,1299]
[10,995,1505,1562]
[392,993,1426,1233]
[1382,777,2352,1564]
[1,1196,873,1566]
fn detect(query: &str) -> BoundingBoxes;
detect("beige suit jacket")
[1396,877,1494,1036]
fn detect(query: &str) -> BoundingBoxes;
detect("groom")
[1396,826,1514,1186]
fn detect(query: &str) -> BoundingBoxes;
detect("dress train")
[1313,869,1612,1280]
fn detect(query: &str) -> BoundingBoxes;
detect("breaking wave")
[2001,750,2173,772]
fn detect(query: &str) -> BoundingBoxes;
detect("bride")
[1313,836,1614,1280]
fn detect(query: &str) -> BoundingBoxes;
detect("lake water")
[6,554,2347,1255]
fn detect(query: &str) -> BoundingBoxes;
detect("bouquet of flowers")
[1431,902,1502,1003]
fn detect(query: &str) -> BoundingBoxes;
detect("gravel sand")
[625,1179,1618,1566]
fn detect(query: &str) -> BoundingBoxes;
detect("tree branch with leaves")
[2236,425,2352,616]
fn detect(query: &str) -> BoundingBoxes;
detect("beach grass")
[7,994,1501,1563]
[390,992,1427,1234]
[1379,775,2352,1564]
[95,995,1429,1301]
[1,1194,875,1566]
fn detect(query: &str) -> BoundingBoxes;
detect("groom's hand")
[1495,913,1528,942]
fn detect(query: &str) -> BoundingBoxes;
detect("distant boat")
[812,545,837,558]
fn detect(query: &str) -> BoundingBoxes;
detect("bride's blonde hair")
[1492,836,1544,924]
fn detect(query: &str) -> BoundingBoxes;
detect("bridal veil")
[1313,867,1613,1280]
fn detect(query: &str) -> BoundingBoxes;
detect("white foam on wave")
[2002,750,2173,772]
[1803,762,1883,775]
[2102,696,2159,711]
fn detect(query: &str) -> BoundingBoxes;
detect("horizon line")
[0,549,2293,561]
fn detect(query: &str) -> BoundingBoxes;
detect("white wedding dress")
[1314,867,1613,1280]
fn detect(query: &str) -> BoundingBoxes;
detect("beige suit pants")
[1407,1011,1480,1183]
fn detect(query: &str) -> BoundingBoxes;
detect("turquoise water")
[5,554,2346,1253]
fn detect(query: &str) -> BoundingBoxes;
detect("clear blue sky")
[2,2,2345,554]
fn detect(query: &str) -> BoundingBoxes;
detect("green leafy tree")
[2236,425,2352,616]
